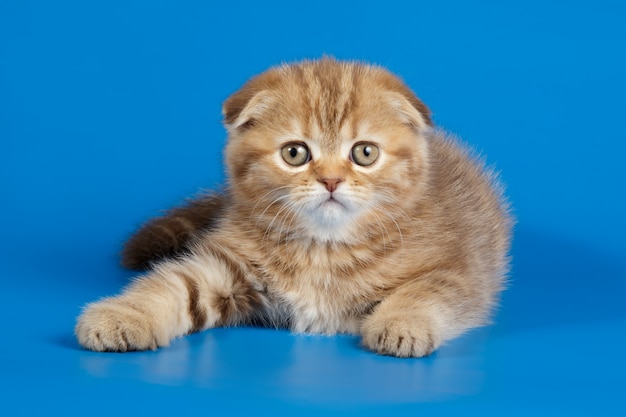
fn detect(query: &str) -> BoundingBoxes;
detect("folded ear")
[385,91,433,131]
[222,89,274,131]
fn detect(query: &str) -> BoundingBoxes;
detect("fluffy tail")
[121,192,227,270]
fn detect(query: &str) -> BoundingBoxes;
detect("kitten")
[76,58,512,357]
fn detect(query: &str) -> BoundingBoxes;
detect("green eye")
[281,143,310,166]
[351,142,379,166]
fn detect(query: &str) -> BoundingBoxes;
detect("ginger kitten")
[76,58,512,357]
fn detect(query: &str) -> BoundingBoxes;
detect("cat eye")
[281,143,310,166]
[350,142,379,166]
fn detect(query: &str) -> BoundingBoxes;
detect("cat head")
[222,58,433,243]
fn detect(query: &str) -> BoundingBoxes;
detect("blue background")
[1,1,625,415]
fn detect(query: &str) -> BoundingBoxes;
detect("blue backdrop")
[1,1,625,416]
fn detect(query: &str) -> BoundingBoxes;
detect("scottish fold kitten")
[76,58,512,357]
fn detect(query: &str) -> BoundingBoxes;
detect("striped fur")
[75,58,513,357]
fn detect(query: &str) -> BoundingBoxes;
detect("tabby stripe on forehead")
[180,272,207,333]
[291,65,312,138]
[337,84,355,132]
[349,67,362,139]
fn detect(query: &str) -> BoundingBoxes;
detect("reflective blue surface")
[2,1,625,415]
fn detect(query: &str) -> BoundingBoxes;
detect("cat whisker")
[262,199,300,244]
[368,210,391,258]
[255,193,293,229]
[374,203,404,246]
[276,198,306,239]
[258,188,319,243]
[276,205,302,243]
[250,186,292,216]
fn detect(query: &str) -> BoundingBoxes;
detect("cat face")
[223,59,433,243]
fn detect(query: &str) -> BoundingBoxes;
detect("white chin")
[319,201,347,220]
[305,202,358,242]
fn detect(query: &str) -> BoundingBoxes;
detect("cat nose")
[319,178,343,193]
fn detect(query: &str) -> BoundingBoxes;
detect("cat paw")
[75,299,160,352]
[361,314,441,358]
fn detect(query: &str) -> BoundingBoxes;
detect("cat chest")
[238,239,395,334]
[260,261,383,334]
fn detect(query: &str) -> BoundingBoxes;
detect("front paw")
[361,313,441,358]
[75,298,159,352]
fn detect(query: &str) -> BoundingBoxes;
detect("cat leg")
[361,270,490,358]
[76,250,263,351]
[121,193,227,270]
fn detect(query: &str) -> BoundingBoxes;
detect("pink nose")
[319,178,343,193]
